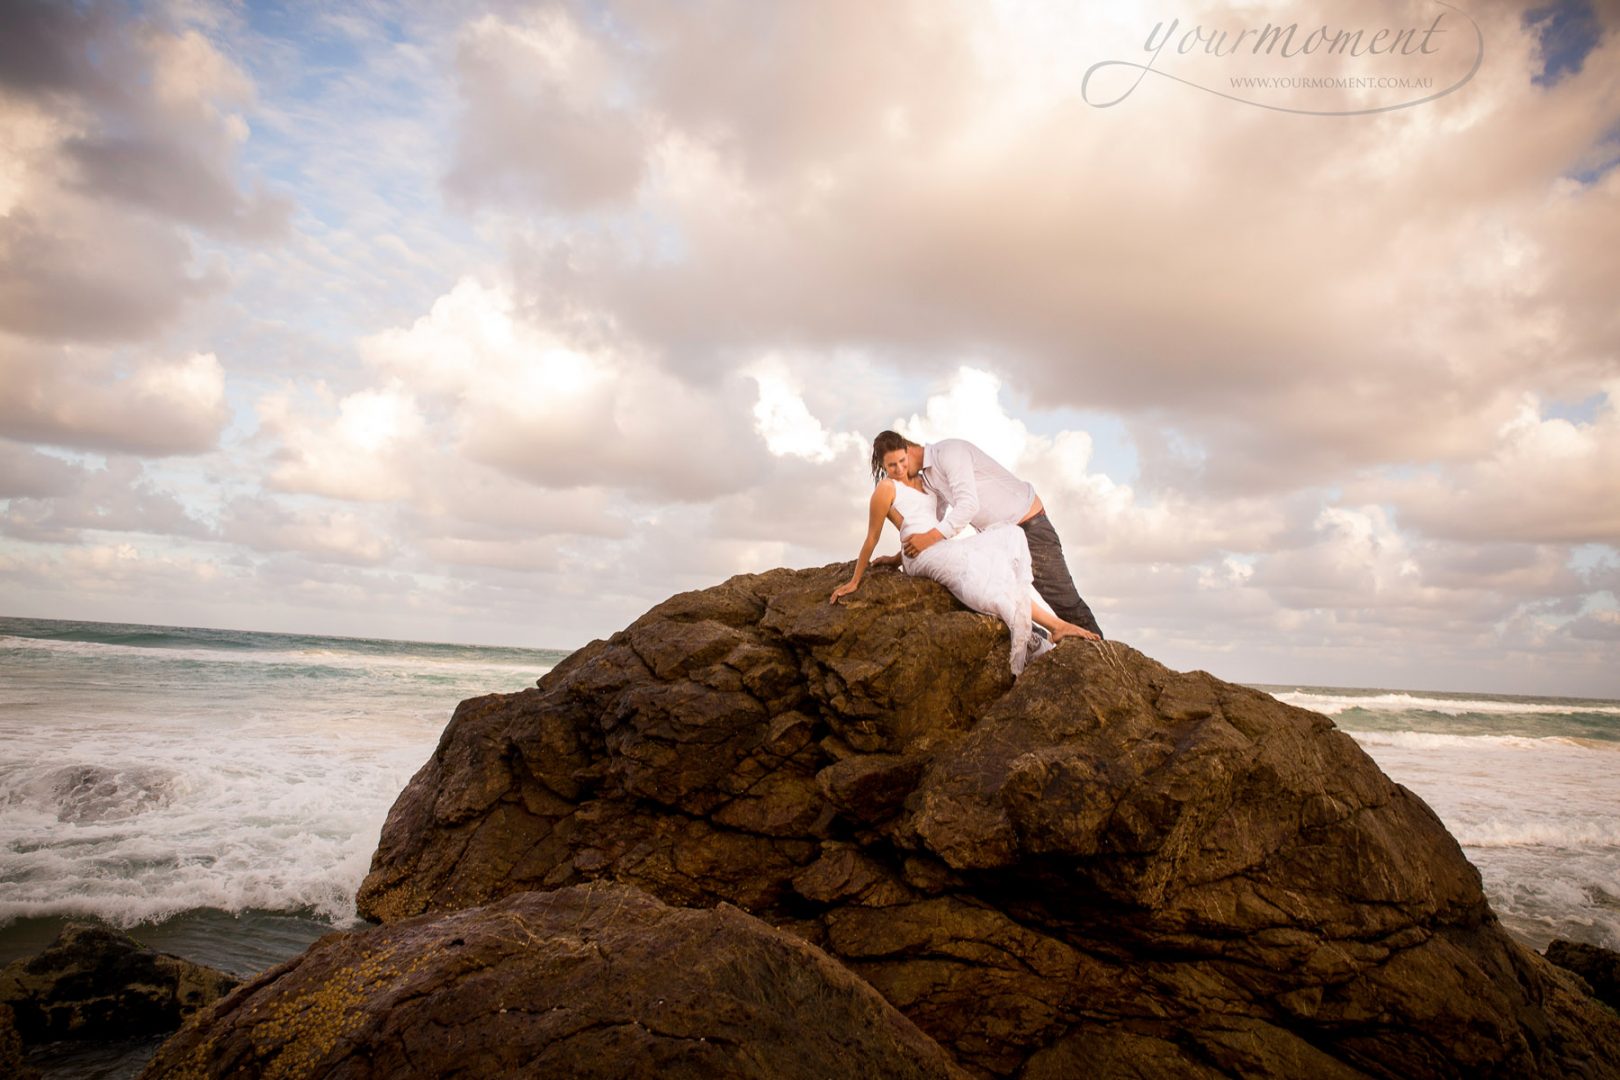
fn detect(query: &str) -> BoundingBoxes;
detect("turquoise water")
[1,619,1615,1075]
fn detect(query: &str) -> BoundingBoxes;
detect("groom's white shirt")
[920,439,1037,539]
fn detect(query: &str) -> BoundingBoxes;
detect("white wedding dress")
[891,480,1053,675]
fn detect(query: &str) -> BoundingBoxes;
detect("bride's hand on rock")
[830,580,859,604]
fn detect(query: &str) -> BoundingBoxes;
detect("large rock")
[141,882,967,1079]
[357,564,1620,1077]
[0,922,239,1043]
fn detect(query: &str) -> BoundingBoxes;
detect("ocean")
[2,617,1616,1075]
[1263,684,1620,952]
[0,618,567,966]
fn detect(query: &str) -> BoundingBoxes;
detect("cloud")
[400,473,629,555]
[706,441,874,555]
[445,8,648,211]
[0,190,216,342]
[64,133,289,238]
[415,534,565,574]
[0,456,213,543]
[1356,386,1620,545]
[749,359,864,464]
[444,1,976,213]
[261,382,426,502]
[437,0,1620,503]
[1565,608,1620,641]
[220,497,397,565]
[897,368,1034,471]
[0,2,288,346]
[1,1,1615,694]
[351,276,764,500]
[0,2,114,98]
[252,277,762,582]
[1251,505,1436,615]
[0,349,229,455]
[885,367,1301,566]
[0,441,79,499]
[0,541,217,594]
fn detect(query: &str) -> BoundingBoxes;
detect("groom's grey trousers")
[1019,513,1104,639]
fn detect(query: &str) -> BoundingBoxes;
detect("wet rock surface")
[1547,939,1620,1013]
[0,1003,36,1079]
[141,882,967,1079]
[350,564,1620,1077]
[0,922,239,1045]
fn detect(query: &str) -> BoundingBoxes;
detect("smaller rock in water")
[42,764,177,823]
[1546,939,1620,1012]
[0,1003,40,1079]
[0,922,240,1043]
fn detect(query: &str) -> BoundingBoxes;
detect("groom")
[875,430,1105,639]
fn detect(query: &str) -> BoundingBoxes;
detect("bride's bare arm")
[831,481,899,603]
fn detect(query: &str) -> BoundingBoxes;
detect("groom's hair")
[870,430,918,483]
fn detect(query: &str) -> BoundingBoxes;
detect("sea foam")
[1347,724,1620,949]
[1277,689,1620,718]
[0,621,560,929]
[0,715,435,926]
[1342,729,1609,752]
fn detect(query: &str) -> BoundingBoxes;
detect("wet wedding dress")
[892,480,1053,674]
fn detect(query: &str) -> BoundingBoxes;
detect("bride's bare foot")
[1049,622,1100,644]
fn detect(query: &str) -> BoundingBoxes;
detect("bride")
[830,440,1098,674]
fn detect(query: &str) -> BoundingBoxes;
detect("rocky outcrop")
[0,922,239,1044]
[0,1003,37,1080]
[352,563,1620,1077]
[1547,939,1620,1013]
[142,882,967,1079]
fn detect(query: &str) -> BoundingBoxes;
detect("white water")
[1277,689,1620,718]
[0,621,559,929]
[0,712,434,926]
[1275,686,1620,949]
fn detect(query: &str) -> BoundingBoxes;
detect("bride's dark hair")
[870,430,918,484]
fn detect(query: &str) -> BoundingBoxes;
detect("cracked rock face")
[140,883,968,1080]
[349,564,1620,1077]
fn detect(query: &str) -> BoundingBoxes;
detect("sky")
[0,0,1617,696]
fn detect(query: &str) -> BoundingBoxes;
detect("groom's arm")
[933,441,981,538]
[902,442,980,557]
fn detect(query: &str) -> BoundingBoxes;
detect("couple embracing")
[831,431,1104,674]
